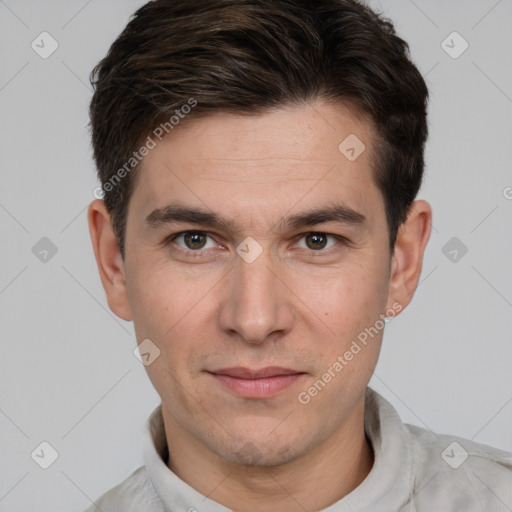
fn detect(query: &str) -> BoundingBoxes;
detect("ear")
[386,200,432,313]
[88,199,133,321]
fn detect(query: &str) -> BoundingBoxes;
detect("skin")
[88,100,431,512]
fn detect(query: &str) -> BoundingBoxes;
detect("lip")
[211,366,302,379]
[207,367,306,398]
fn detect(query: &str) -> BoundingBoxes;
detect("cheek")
[126,258,201,337]
[126,261,217,376]
[292,254,389,336]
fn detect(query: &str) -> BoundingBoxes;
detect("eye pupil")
[184,232,207,250]
[306,233,327,250]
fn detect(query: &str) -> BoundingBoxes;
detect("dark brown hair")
[89,0,429,259]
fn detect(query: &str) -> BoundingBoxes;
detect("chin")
[216,432,305,468]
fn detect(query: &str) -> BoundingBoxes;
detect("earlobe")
[88,199,133,321]
[386,200,432,313]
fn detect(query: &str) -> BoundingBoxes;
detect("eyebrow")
[145,202,367,233]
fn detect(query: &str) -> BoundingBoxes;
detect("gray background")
[0,0,511,510]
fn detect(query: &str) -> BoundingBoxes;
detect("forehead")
[169,101,374,165]
[129,101,384,231]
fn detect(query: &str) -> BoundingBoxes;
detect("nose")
[217,245,294,345]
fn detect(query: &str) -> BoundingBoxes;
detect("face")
[90,100,430,468]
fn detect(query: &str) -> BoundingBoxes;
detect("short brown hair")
[89,0,429,259]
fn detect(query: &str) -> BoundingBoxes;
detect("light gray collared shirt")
[85,387,512,511]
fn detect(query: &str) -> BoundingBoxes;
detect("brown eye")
[166,231,216,253]
[295,232,345,254]
[182,231,208,250]
[305,233,328,250]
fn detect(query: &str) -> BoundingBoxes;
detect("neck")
[163,396,374,512]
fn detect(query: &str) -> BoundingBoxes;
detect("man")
[85,0,512,510]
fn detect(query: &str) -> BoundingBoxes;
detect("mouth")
[206,367,306,398]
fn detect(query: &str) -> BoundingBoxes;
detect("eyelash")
[163,231,348,258]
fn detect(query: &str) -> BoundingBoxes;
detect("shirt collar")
[142,387,413,511]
